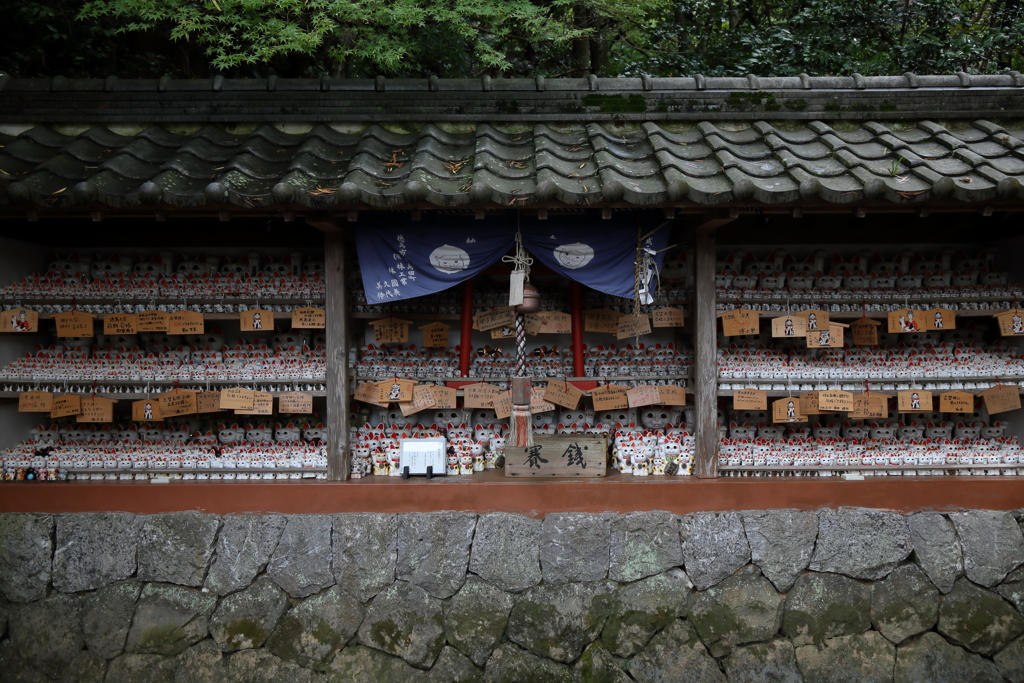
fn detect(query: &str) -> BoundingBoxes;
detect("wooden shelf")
[0,390,326,399]
[738,308,1012,320]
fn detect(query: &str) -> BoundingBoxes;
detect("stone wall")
[0,508,1023,682]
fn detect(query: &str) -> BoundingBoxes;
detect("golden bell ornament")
[516,284,540,314]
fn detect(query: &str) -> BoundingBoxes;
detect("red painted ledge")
[1,472,1022,516]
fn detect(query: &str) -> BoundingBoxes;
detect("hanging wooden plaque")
[795,309,830,332]
[652,307,685,328]
[168,310,204,335]
[584,309,619,334]
[50,394,82,418]
[799,391,823,415]
[137,310,170,333]
[76,395,114,423]
[54,310,95,338]
[806,322,846,348]
[658,385,686,406]
[235,391,273,416]
[240,308,274,332]
[103,313,137,336]
[354,382,388,407]
[1,308,39,333]
[530,387,556,414]
[463,382,500,409]
[939,390,974,414]
[543,379,583,409]
[475,307,516,331]
[400,385,437,417]
[376,378,416,404]
[617,313,651,339]
[981,385,1021,415]
[493,391,513,419]
[994,309,1024,336]
[132,398,163,421]
[924,308,956,331]
[887,308,926,334]
[370,317,410,344]
[771,314,807,338]
[733,388,767,411]
[220,387,256,411]
[491,324,516,340]
[279,392,314,414]
[850,393,889,419]
[818,390,854,412]
[898,389,933,412]
[197,391,222,414]
[420,322,451,348]
[590,384,629,411]
[432,386,457,409]
[850,318,881,346]
[523,313,543,335]
[158,389,197,417]
[291,307,326,329]
[18,391,53,412]
[627,385,661,408]
[772,397,806,423]
[538,311,572,334]
[718,308,760,336]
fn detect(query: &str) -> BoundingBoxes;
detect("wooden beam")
[306,214,343,232]
[693,219,726,478]
[325,230,350,481]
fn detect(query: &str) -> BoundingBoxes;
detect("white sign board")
[399,437,448,477]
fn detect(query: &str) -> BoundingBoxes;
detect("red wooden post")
[459,280,474,377]
[570,281,584,378]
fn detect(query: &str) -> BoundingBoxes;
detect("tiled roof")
[1,73,1023,123]
[1,119,1023,210]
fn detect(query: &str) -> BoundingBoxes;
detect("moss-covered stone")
[782,572,871,647]
[357,580,445,669]
[574,642,631,683]
[482,643,573,683]
[723,639,802,683]
[505,580,616,663]
[326,645,427,683]
[688,566,783,658]
[871,564,939,644]
[601,569,691,657]
[444,576,515,667]
[938,578,1024,655]
[630,619,727,683]
[125,584,217,657]
[795,632,895,683]
[209,576,289,652]
[894,631,1002,683]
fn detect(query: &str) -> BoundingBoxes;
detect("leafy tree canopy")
[1,0,1021,79]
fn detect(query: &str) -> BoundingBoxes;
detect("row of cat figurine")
[715,248,1000,277]
[25,421,326,445]
[33,251,322,279]
[25,329,325,354]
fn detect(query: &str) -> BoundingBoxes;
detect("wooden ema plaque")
[818,390,854,412]
[523,314,543,335]
[530,388,556,414]
[887,308,926,334]
[718,308,760,336]
[137,310,170,332]
[475,307,515,331]
[506,435,607,478]
[197,391,222,414]
[77,395,114,423]
[584,309,619,334]
[491,324,516,341]
[658,385,686,406]
[771,314,807,338]
[850,318,881,346]
[850,393,889,419]
[168,310,204,335]
[432,386,457,409]
[626,385,661,408]
[617,313,651,339]
[377,378,415,404]
[982,385,1021,415]
[420,322,450,348]
[493,391,513,419]
[543,379,583,409]
[799,391,823,415]
[240,308,274,332]
[590,384,629,411]
[220,387,256,411]
[463,382,500,409]
[103,313,137,336]
[132,398,163,422]
[158,389,197,417]
[925,308,956,331]
[652,307,685,328]
[54,310,94,338]
[291,307,326,329]
[733,389,767,411]
[994,309,1024,336]
[50,395,82,418]
[773,397,806,423]
[795,309,830,332]
[806,323,846,349]
[370,318,410,344]
[939,390,974,414]
[235,391,273,416]
[1,308,39,333]
[898,389,933,412]
[279,392,313,414]
[399,385,437,417]
[354,382,388,408]
[537,311,571,334]
[18,391,53,412]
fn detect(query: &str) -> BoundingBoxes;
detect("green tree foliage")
[0,0,1021,79]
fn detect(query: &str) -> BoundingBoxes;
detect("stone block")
[948,510,1024,587]
[742,509,818,592]
[679,512,750,590]
[52,512,140,593]
[782,571,871,647]
[870,564,939,644]
[444,576,516,667]
[209,576,290,652]
[688,565,784,657]
[396,512,476,599]
[468,512,541,593]
[809,509,911,580]
[602,568,692,657]
[267,585,364,670]
[357,580,445,669]
[125,583,217,657]
[205,514,286,596]
[267,515,335,598]
[0,513,53,603]
[8,593,83,678]
[539,513,612,585]
[333,513,397,602]
[81,579,142,659]
[795,632,896,683]
[608,510,682,583]
[937,577,1024,655]
[908,513,962,593]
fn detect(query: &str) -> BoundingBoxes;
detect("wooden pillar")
[459,280,474,377]
[325,230,350,481]
[570,282,584,378]
[693,224,719,479]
